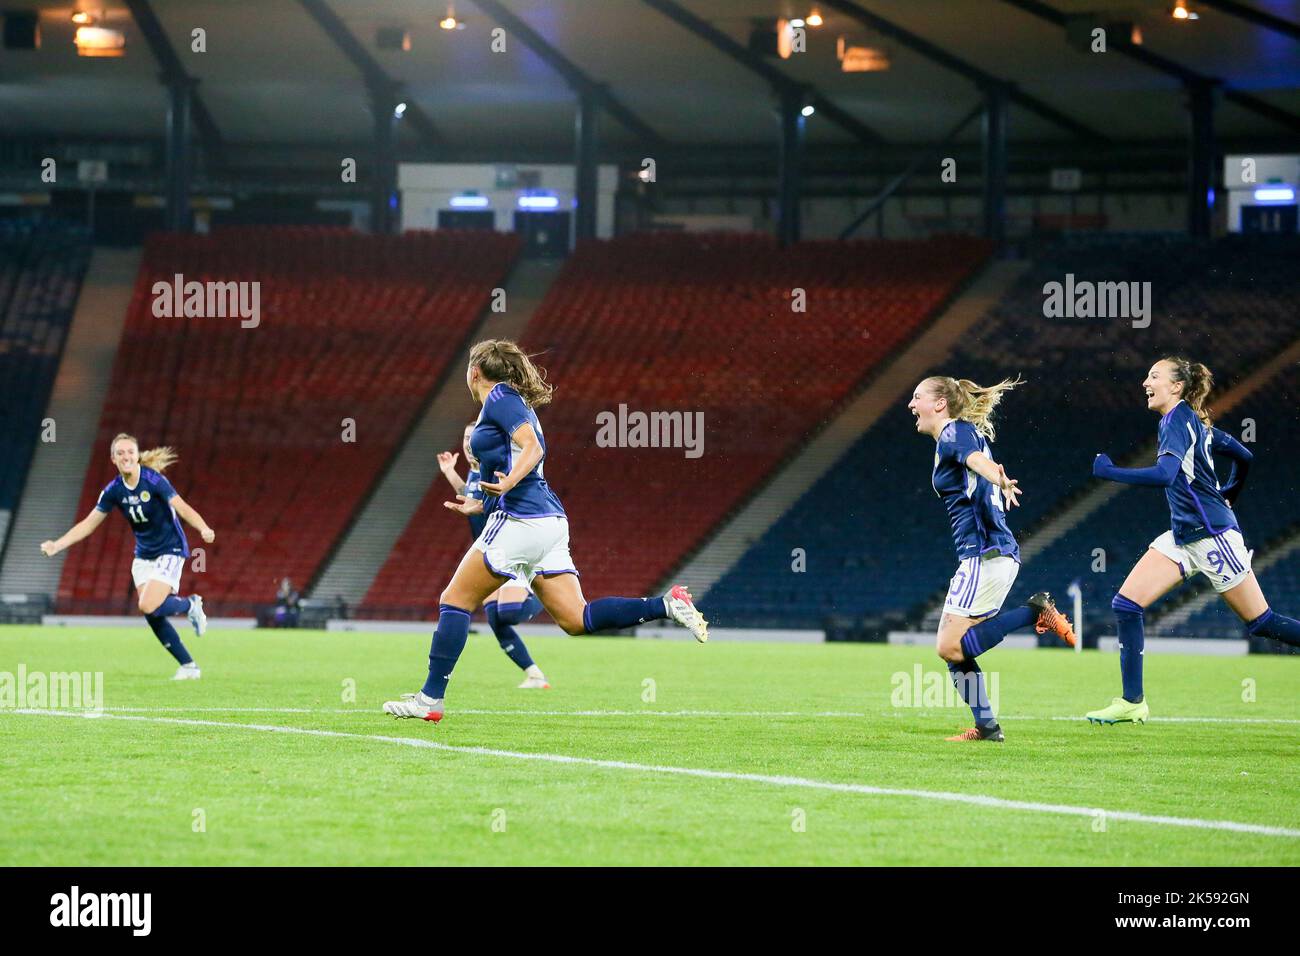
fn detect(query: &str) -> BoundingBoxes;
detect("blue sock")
[146,613,192,665]
[960,606,1034,659]
[947,659,996,728]
[581,596,668,634]
[1247,609,1300,648]
[156,594,191,617]
[421,604,472,699]
[1113,593,1145,703]
[496,593,543,626]
[485,601,536,670]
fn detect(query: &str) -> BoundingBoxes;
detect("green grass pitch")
[1,624,1297,866]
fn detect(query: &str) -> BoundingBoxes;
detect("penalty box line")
[11,708,1300,840]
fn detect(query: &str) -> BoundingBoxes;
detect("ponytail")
[109,433,178,473]
[924,375,1022,441]
[1162,356,1214,427]
[468,339,554,408]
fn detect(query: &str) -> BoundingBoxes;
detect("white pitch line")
[25,706,1300,725]
[10,708,1300,839]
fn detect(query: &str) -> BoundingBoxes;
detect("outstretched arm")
[1092,452,1180,487]
[40,508,108,556]
[171,495,215,543]
[966,450,1022,508]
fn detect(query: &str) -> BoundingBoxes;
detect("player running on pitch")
[437,421,550,688]
[909,375,1076,742]
[1086,356,1300,725]
[40,434,213,679]
[384,339,707,723]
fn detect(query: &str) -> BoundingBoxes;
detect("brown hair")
[109,433,178,473]
[468,339,554,408]
[923,375,1022,441]
[1161,356,1214,427]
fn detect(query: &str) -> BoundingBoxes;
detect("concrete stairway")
[0,248,140,595]
[308,258,563,605]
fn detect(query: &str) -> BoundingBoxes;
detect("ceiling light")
[74,25,125,57]
[806,10,823,27]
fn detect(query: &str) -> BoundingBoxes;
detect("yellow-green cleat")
[1085,697,1150,725]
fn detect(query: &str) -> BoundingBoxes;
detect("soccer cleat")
[517,665,550,689]
[384,691,445,722]
[946,723,1004,742]
[187,594,208,637]
[1085,697,1149,725]
[172,662,201,681]
[1028,591,1076,647]
[664,584,709,643]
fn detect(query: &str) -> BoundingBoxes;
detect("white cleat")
[517,666,550,689]
[384,691,445,722]
[172,662,201,680]
[664,584,709,643]
[187,594,208,637]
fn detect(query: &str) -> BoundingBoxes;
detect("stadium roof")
[2,0,1299,154]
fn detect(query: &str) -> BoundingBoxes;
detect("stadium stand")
[0,218,92,555]
[704,234,1300,630]
[361,232,991,618]
[56,227,520,615]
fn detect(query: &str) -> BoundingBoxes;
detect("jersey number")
[128,505,147,524]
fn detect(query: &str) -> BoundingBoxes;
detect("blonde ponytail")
[924,375,1022,441]
[110,433,179,473]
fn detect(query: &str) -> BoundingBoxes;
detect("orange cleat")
[946,725,1004,742]
[1029,591,1076,647]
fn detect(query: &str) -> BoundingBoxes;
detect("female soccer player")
[437,422,550,689]
[40,434,215,679]
[384,339,708,722]
[1086,357,1300,724]
[909,375,1076,743]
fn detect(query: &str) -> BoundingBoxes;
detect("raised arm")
[437,451,466,494]
[40,507,108,557]
[170,494,215,543]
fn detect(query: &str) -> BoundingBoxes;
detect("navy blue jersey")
[932,420,1020,563]
[95,466,188,560]
[1158,401,1238,546]
[464,467,487,539]
[470,383,565,519]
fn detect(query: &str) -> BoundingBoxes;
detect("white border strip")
[10,709,1299,839]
